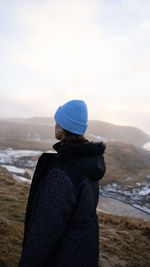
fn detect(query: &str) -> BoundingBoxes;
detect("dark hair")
[60,129,89,146]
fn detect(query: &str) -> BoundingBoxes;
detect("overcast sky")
[1,0,150,134]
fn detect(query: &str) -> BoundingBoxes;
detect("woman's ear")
[60,128,64,132]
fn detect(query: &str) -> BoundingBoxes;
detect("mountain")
[0,166,150,267]
[87,120,150,146]
[0,117,150,150]
[0,117,55,151]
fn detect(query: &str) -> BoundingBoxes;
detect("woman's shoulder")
[46,161,85,193]
[43,167,78,205]
[46,165,76,190]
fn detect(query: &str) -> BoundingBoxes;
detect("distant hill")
[0,117,55,151]
[87,120,150,147]
[0,117,150,149]
[0,166,150,267]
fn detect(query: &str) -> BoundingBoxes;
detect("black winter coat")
[18,140,106,267]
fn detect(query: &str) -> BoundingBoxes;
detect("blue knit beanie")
[54,100,88,135]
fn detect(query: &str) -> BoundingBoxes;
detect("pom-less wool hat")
[54,100,88,135]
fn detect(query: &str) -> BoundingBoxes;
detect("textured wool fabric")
[18,141,106,267]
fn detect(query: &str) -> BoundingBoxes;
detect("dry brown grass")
[0,165,150,267]
[98,211,150,267]
[0,166,28,266]
[0,216,24,267]
[0,166,29,222]
[0,137,53,151]
[100,141,150,186]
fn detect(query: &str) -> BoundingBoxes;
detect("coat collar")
[53,140,106,157]
[52,140,106,181]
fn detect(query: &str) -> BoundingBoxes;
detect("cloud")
[0,0,150,134]
[5,1,148,81]
[0,96,37,118]
[141,20,150,31]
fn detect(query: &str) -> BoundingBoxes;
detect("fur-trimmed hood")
[53,141,106,181]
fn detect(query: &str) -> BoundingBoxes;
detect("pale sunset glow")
[0,0,150,134]
[105,120,123,126]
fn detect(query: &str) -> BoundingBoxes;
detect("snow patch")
[138,184,150,196]
[2,164,25,174]
[0,147,42,165]
[87,133,116,142]
[126,177,132,181]
[13,174,31,184]
[143,142,150,151]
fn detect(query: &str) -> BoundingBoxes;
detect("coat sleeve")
[18,168,77,267]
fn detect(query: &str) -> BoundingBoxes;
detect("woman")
[18,99,106,267]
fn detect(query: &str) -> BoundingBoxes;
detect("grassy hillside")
[0,166,28,267]
[0,118,54,151]
[0,167,29,222]
[88,120,150,146]
[0,166,150,267]
[101,141,150,186]
[98,212,150,267]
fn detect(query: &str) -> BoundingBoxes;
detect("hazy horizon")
[1,0,150,135]
[1,114,150,137]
